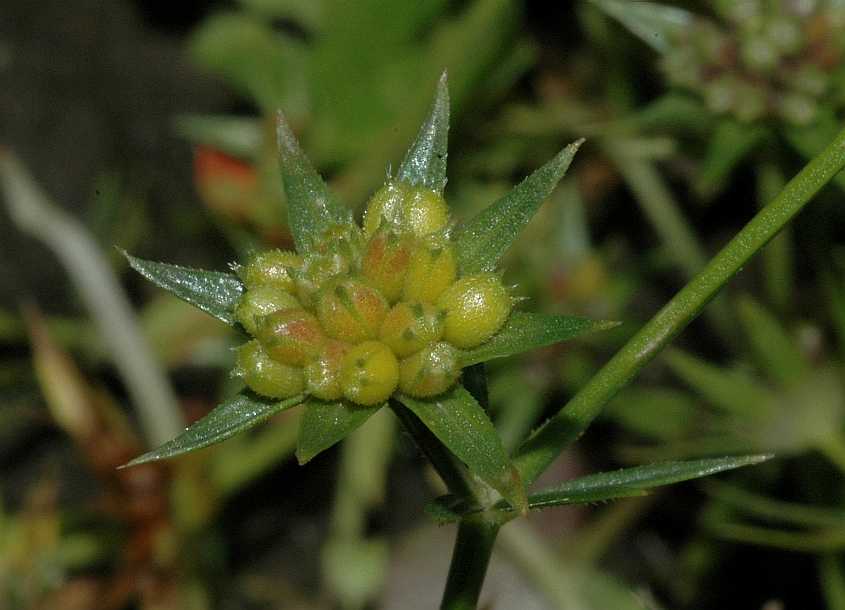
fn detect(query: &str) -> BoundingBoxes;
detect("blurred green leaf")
[460,312,619,367]
[236,0,324,30]
[398,386,527,513]
[591,0,692,53]
[453,140,583,275]
[190,12,309,115]
[706,481,845,529]
[429,455,770,522]
[174,114,264,160]
[296,399,382,464]
[124,252,244,326]
[605,386,699,441]
[736,295,809,387]
[396,71,450,194]
[122,392,304,467]
[706,519,845,553]
[696,121,768,198]
[276,114,353,253]
[821,555,845,610]
[664,349,772,416]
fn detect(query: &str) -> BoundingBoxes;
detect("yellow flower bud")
[398,342,460,398]
[235,285,300,335]
[363,182,409,237]
[240,249,302,292]
[438,273,511,348]
[340,340,399,406]
[315,278,388,343]
[363,182,449,238]
[402,237,457,303]
[379,301,444,357]
[404,187,449,237]
[361,228,414,303]
[256,308,325,366]
[236,340,304,399]
[304,340,350,401]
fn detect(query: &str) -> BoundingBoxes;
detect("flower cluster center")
[233,181,513,406]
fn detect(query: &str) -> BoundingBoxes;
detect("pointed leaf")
[453,140,583,275]
[124,252,244,326]
[296,399,382,464]
[397,386,527,513]
[395,71,450,194]
[527,454,772,509]
[427,454,771,522]
[276,113,352,254]
[460,312,620,367]
[591,0,692,53]
[121,392,305,467]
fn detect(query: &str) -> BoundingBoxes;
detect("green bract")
[122,73,614,512]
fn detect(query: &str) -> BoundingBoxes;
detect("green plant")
[115,74,845,609]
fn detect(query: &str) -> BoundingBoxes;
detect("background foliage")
[1,1,845,608]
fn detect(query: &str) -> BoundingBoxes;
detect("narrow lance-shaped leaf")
[276,113,352,254]
[591,0,692,53]
[124,251,244,326]
[460,312,620,367]
[525,454,772,509]
[121,392,305,467]
[427,454,771,522]
[453,140,583,275]
[296,399,383,465]
[395,71,450,194]
[397,386,527,513]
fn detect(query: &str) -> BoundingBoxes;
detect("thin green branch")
[515,124,845,487]
[440,519,499,610]
[0,150,184,447]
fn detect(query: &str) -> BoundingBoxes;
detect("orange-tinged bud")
[295,253,350,306]
[240,249,302,292]
[313,223,365,270]
[315,278,388,343]
[340,340,399,406]
[235,285,300,335]
[361,228,413,303]
[438,273,512,348]
[256,308,325,366]
[398,342,460,398]
[304,340,350,401]
[379,301,444,357]
[236,340,304,399]
[402,237,457,303]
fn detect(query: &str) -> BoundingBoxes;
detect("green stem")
[440,519,499,610]
[515,124,845,487]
